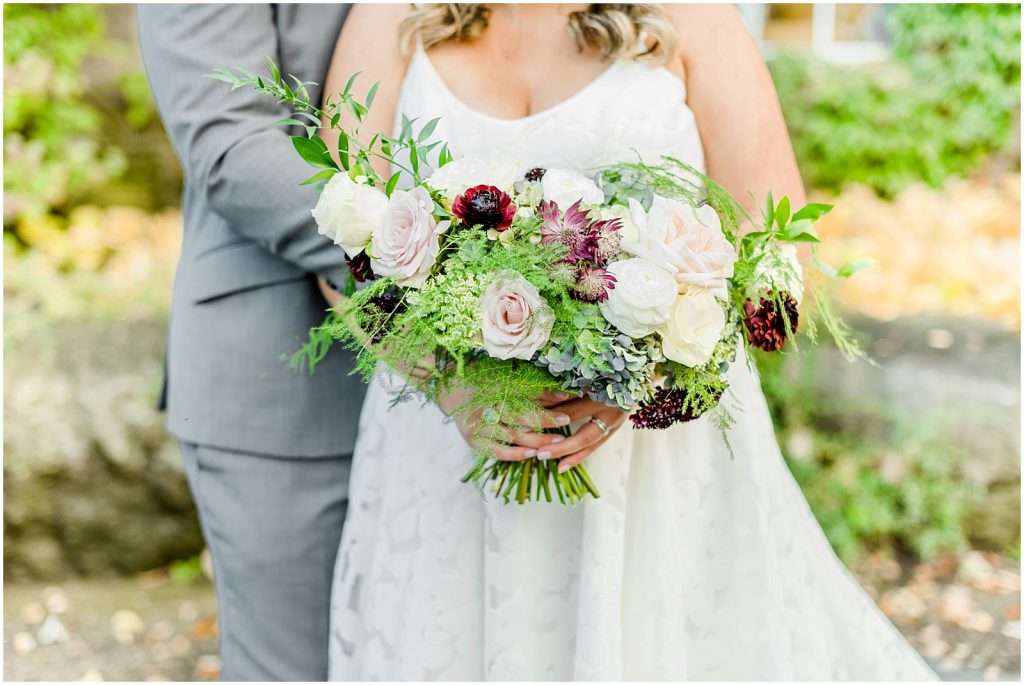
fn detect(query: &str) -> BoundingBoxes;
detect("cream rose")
[480,270,553,360]
[599,258,677,338]
[428,152,520,201]
[659,287,727,367]
[624,196,738,300]
[369,186,448,288]
[541,168,604,208]
[311,173,388,258]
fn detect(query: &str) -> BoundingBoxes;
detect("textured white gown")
[328,49,939,681]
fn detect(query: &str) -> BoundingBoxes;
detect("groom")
[137,5,360,680]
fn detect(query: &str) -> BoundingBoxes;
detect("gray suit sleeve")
[137,3,345,280]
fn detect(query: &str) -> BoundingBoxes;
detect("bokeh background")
[3,3,1020,681]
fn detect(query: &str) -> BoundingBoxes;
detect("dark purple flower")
[366,292,402,344]
[572,265,616,303]
[452,185,516,230]
[524,167,546,182]
[630,386,722,430]
[743,293,799,352]
[345,251,375,282]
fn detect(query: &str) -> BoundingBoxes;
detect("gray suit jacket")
[138,4,366,457]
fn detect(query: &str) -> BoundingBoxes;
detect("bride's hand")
[533,396,629,473]
[438,387,572,462]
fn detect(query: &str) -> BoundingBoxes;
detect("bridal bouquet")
[210,62,866,505]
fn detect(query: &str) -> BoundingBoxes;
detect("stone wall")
[3,316,202,580]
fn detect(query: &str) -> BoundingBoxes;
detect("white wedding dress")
[328,48,938,681]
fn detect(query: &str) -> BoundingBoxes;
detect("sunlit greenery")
[773,3,1020,197]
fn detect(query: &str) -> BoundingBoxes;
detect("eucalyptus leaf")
[301,168,337,185]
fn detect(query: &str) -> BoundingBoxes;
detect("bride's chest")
[394,56,706,174]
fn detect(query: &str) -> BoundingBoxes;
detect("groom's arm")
[137,4,344,280]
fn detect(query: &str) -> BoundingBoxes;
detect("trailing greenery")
[772,3,1020,198]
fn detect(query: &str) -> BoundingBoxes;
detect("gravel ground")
[4,551,1020,681]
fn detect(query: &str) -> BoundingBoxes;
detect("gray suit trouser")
[179,442,351,681]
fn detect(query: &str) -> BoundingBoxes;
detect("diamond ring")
[590,417,610,437]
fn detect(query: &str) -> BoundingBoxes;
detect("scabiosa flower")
[345,250,375,282]
[743,293,799,352]
[366,292,403,344]
[630,386,721,429]
[524,167,546,182]
[452,185,516,230]
[572,264,616,302]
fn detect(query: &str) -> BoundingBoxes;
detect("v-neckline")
[413,46,624,126]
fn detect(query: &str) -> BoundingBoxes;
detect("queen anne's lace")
[328,47,938,682]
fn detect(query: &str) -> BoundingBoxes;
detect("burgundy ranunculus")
[345,251,375,282]
[452,185,516,230]
[743,293,799,352]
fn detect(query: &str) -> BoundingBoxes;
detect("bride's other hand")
[438,387,572,462]
[317,276,343,309]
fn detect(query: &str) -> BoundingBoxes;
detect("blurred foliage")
[772,3,1021,197]
[4,4,126,220]
[757,348,983,563]
[3,207,180,333]
[3,4,179,230]
[816,172,1020,329]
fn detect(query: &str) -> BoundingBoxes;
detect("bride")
[317,4,938,680]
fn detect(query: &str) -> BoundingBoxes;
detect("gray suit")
[137,4,363,680]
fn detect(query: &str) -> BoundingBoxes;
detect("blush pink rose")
[480,270,554,360]
[369,186,448,288]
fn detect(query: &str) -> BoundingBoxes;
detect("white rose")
[623,196,738,300]
[428,152,521,201]
[599,258,677,338]
[480,270,553,360]
[659,287,727,367]
[311,173,388,258]
[753,243,804,303]
[541,168,604,208]
[369,186,448,288]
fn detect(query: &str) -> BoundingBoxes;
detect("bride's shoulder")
[339,4,410,56]
[660,4,758,63]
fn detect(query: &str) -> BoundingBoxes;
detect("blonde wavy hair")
[398,4,677,66]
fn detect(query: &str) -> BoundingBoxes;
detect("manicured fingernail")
[558,461,573,473]
[550,436,565,444]
[555,414,571,426]
[524,449,537,457]
[554,392,570,400]
[537,450,553,460]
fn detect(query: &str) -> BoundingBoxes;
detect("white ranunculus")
[541,168,604,209]
[311,173,389,258]
[480,270,553,360]
[623,196,738,300]
[753,243,804,303]
[599,257,678,338]
[659,287,727,367]
[369,186,448,288]
[428,152,521,201]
